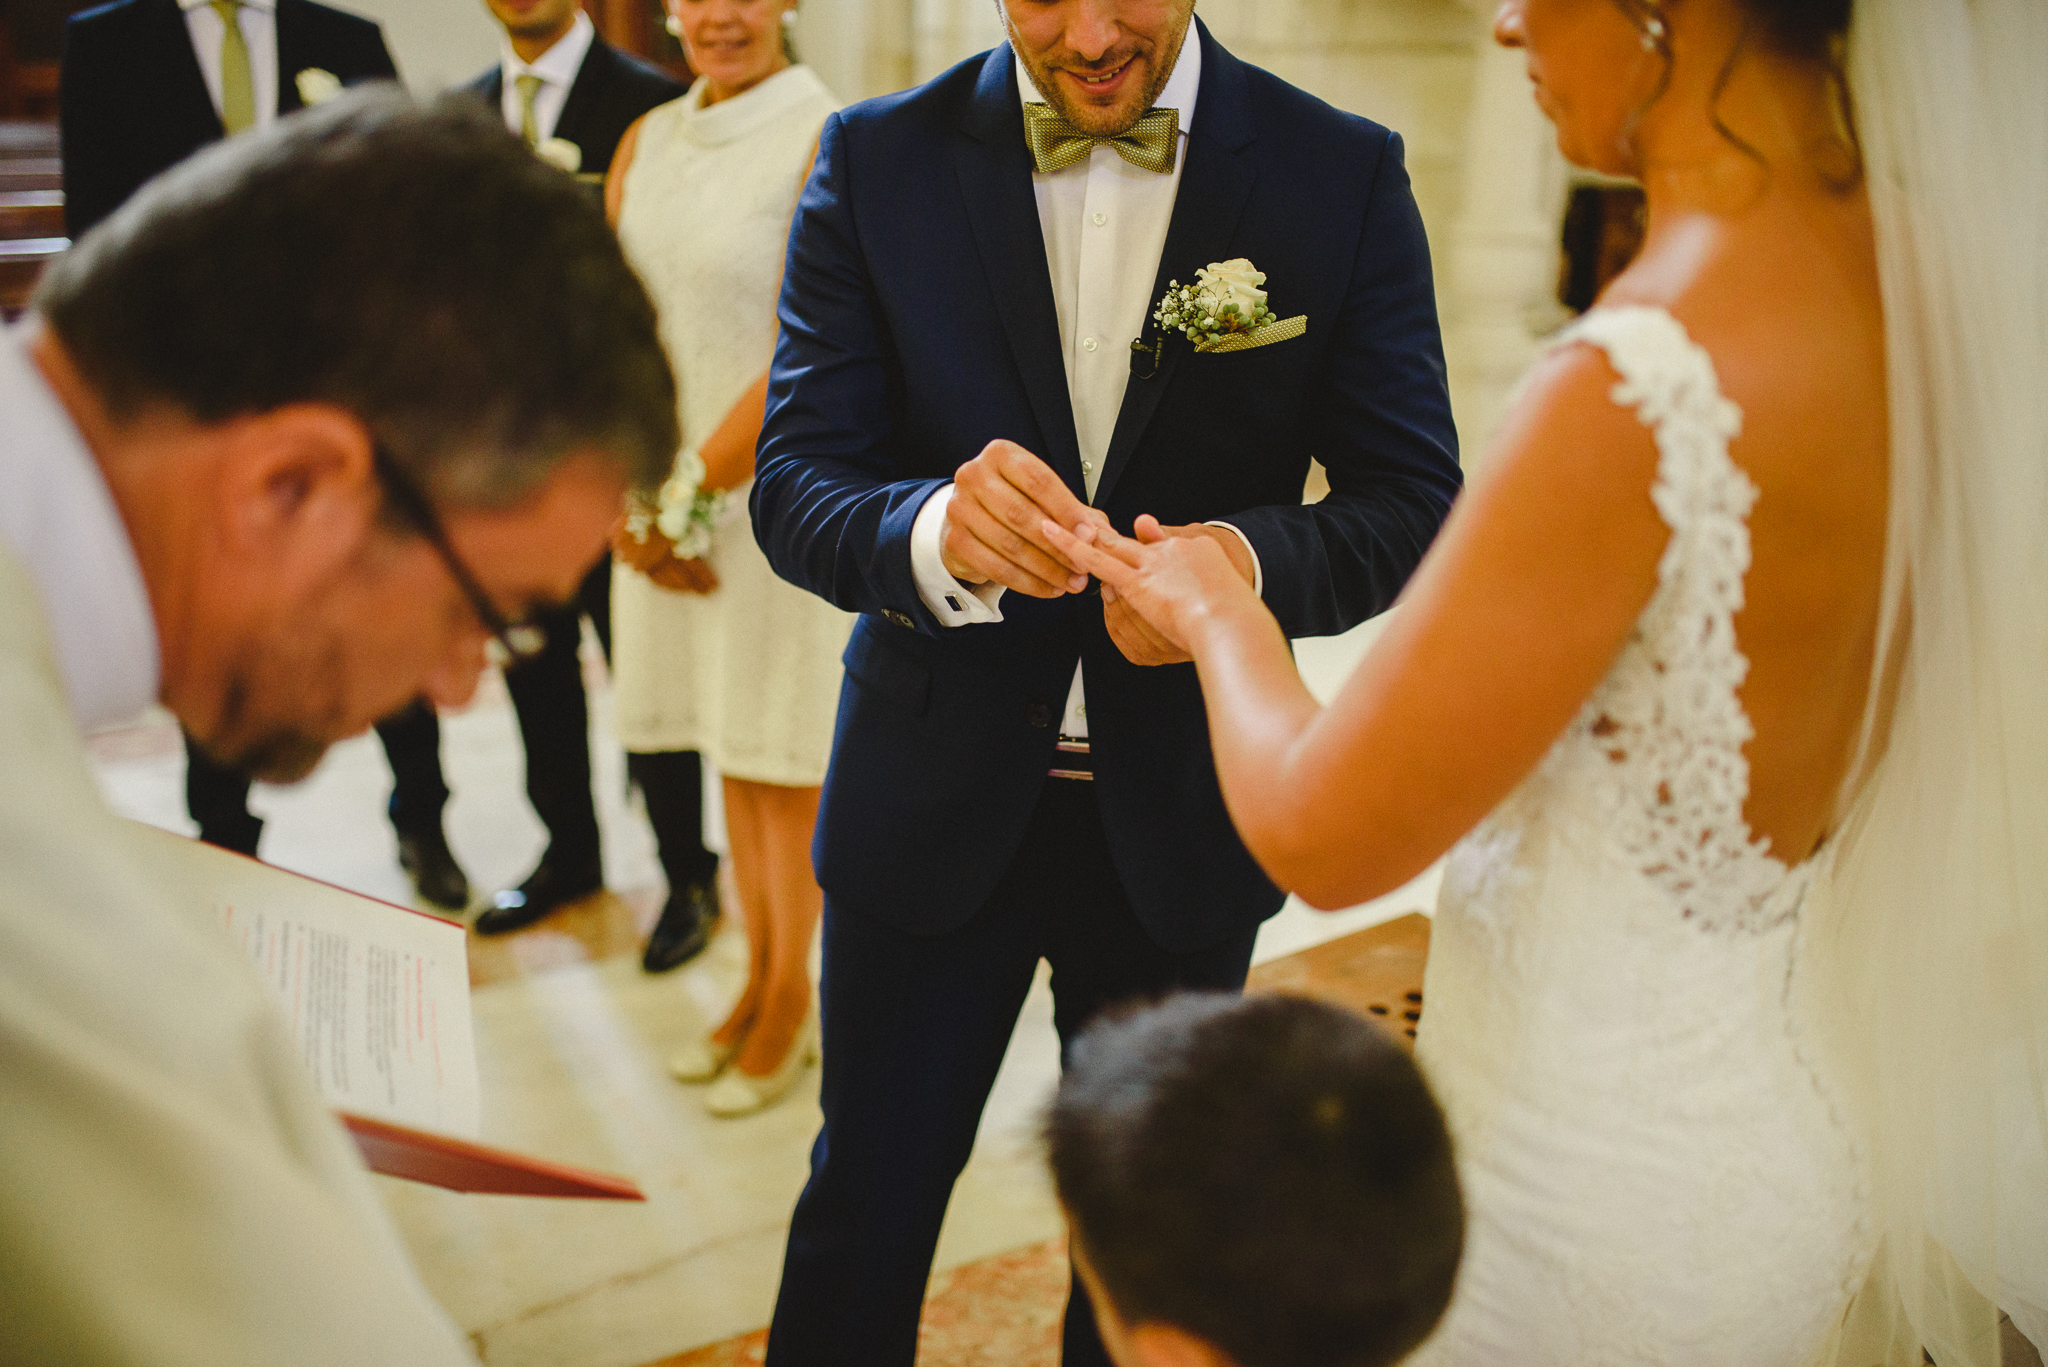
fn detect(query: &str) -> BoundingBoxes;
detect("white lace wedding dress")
[1409,306,1873,1365]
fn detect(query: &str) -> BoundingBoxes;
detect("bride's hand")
[1044,515,1258,660]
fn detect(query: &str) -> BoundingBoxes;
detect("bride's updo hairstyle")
[1735,0,1852,56]
[1613,0,1861,186]
[1614,0,1849,60]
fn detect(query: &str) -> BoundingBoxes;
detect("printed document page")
[135,823,480,1137]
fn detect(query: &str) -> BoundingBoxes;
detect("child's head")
[1047,992,1463,1367]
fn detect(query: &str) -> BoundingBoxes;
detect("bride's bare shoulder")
[1589,207,1887,498]
[1475,193,1885,557]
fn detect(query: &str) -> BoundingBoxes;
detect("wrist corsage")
[625,447,729,561]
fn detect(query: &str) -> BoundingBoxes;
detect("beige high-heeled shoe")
[704,1009,819,1118]
[667,1033,736,1084]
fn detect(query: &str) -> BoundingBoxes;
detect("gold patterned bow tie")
[1023,103,1180,175]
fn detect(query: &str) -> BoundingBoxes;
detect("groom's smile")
[1002,0,1198,137]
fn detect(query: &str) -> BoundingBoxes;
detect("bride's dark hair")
[1738,0,1852,57]
[1613,0,1861,187]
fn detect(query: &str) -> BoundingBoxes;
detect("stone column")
[1190,0,1478,260]
[910,0,1005,83]
[1440,33,1570,469]
[793,0,916,101]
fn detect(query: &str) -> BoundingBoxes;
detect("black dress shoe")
[197,821,263,858]
[642,876,720,974]
[474,854,604,936]
[396,825,469,910]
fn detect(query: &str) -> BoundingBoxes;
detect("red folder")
[340,1112,645,1201]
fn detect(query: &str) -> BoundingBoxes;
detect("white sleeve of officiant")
[910,484,1007,626]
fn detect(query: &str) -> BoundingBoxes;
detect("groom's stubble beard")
[1004,0,1197,139]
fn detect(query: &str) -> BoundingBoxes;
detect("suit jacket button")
[882,609,915,630]
[1025,703,1054,728]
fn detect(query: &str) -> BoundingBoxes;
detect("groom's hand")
[1102,522,1256,666]
[942,440,1110,598]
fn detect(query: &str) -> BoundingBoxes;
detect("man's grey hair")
[35,86,678,506]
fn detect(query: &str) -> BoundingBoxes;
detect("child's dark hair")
[1046,993,1463,1367]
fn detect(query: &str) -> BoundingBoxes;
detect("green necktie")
[211,0,255,135]
[515,73,543,146]
[1023,102,1179,175]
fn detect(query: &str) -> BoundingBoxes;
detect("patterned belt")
[1049,737,1093,781]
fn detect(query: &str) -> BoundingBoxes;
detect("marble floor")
[88,617,1437,1367]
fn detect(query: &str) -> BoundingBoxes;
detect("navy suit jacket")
[753,24,1461,953]
[461,37,684,182]
[59,0,398,237]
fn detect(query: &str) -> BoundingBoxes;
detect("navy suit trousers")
[766,779,1259,1367]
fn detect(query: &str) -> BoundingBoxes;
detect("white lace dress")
[611,66,852,786]
[1409,307,1872,1365]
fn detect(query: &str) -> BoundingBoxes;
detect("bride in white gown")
[1046,0,2048,1363]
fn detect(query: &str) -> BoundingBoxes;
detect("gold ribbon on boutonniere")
[1153,258,1308,354]
[1193,314,1308,353]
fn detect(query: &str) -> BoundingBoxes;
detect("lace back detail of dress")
[1551,306,1796,932]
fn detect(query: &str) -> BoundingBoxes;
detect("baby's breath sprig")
[1152,276,1278,345]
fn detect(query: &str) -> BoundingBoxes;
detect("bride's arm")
[1054,345,1674,909]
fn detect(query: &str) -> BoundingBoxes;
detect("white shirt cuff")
[1203,520,1264,598]
[911,484,1007,626]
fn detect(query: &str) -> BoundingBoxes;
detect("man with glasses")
[0,90,676,1362]
[60,0,484,911]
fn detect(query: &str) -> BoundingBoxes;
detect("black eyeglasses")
[372,445,548,664]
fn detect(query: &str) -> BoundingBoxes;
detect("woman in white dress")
[1047,0,2048,1362]
[606,0,849,1118]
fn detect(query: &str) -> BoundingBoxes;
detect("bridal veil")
[1807,0,2048,1362]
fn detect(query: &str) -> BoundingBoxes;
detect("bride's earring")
[665,12,682,37]
[1639,12,1667,51]
[781,9,797,27]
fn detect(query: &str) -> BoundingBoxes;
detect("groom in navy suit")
[752,2,1460,1362]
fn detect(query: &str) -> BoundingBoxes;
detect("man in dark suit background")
[750,1,1461,1362]
[58,0,483,909]
[61,0,396,236]
[458,0,717,975]
[461,0,678,185]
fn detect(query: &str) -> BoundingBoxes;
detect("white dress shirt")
[908,35,1259,739]
[0,323,159,731]
[497,10,595,144]
[177,0,280,132]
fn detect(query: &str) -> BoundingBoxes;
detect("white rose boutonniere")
[1152,258,1309,354]
[1197,258,1269,316]
[295,68,344,106]
[536,137,583,175]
